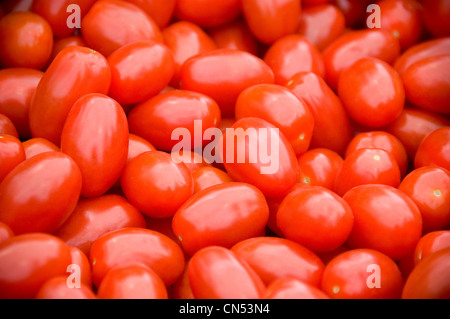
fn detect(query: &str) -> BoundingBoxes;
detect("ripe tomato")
[277,185,354,254]
[1,0,33,13]
[89,227,185,288]
[413,231,450,267]
[60,93,129,198]
[49,35,87,63]
[96,264,168,299]
[171,264,194,299]
[192,166,233,193]
[335,0,374,28]
[231,237,325,287]
[422,0,450,38]
[208,20,259,56]
[0,152,82,235]
[22,137,59,159]
[180,49,274,117]
[0,221,14,245]
[321,248,404,299]
[235,84,315,155]
[343,184,423,261]
[241,0,301,44]
[265,277,330,299]
[188,246,266,299]
[0,114,18,138]
[414,127,450,171]
[81,0,163,57]
[0,134,25,183]
[68,246,92,288]
[127,134,156,163]
[29,46,111,146]
[0,11,53,69]
[124,0,176,29]
[399,167,450,233]
[0,233,72,299]
[35,276,96,299]
[172,182,269,256]
[54,194,146,255]
[170,149,210,172]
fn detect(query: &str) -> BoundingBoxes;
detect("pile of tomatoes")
[0,0,449,300]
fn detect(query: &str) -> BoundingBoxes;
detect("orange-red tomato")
[265,277,330,299]
[413,231,450,267]
[208,20,259,56]
[127,134,156,163]
[0,134,25,183]
[0,114,19,139]
[414,127,450,171]
[422,0,450,38]
[22,137,60,159]
[192,166,233,193]
[0,221,14,245]
[124,0,176,29]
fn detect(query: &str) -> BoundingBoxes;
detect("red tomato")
[0,152,82,235]
[338,57,405,128]
[54,194,146,255]
[343,184,423,261]
[81,0,163,57]
[0,68,43,139]
[265,277,330,299]
[335,0,374,28]
[96,264,168,299]
[322,29,401,91]
[235,84,315,155]
[171,263,194,299]
[35,276,96,299]
[414,231,450,267]
[29,46,111,146]
[162,21,216,87]
[0,11,53,69]
[321,248,404,299]
[0,113,18,139]
[402,55,450,115]
[120,151,193,218]
[298,4,346,51]
[264,35,325,85]
[208,20,259,56]
[286,72,353,156]
[219,117,299,198]
[2,0,33,13]
[180,49,274,117]
[192,166,233,193]
[277,185,354,254]
[231,237,325,287]
[422,0,450,38]
[89,227,185,288]
[128,90,221,152]
[241,0,301,44]
[0,134,25,183]
[188,246,266,299]
[297,148,344,190]
[68,246,92,288]
[172,182,269,256]
[0,221,14,245]
[0,233,72,299]
[334,148,401,197]
[124,0,176,29]
[415,127,450,171]
[399,167,450,233]
[345,131,409,177]
[402,248,450,299]
[50,35,87,63]
[60,93,129,198]
[22,137,59,159]
[170,149,211,173]
[127,134,156,163]
[175,0,240,28]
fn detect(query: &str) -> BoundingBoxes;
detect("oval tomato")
[0,134,25,183]
[414,127,450,171]
[192,166,233,193]
[0,114,18,138]
[265,277,330,299]
[0,221,14,245]
[413,231,450,266]
[35,276,96,300]
[208,20,259,56]
[422,0,450,38]
[22,137,60,159]
[127,134,156,163]
[68,246,92,288]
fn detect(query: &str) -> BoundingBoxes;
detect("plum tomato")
[127,134,156,163]
[422,0,450,38]
[49,35,87,63]
[192,166,233,193]
[68,246,92,288]
[414,127,450,171]
[265,277,330,299]
[0,221,14,245]
[413,231,450,268]
[125,0,176,29]
[0,134,25,183]
[22,137,59,159]
[0,114,19,139]
[208,20,259,56]
[35,276,96,299]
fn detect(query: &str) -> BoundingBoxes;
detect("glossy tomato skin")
[399,167,450,233]
[235,83,315,155]
[192,166,233,193]
[29,46,111,146]
[0,152,82,235]
[49,35,87,63]
[422,0,450,38]
[241,0,301,44]
[0,68,43,139]
[96,264,168,299]
[180,49,274,117]
[188,246,266,299]
[172,182,269,256]
[60,93,129,198]
[120,151,194,218]
[22,137,59,159]
[0,221,14,245]
[265,277,330,299]
[231,237,325,287]
[321,249,404,299]
[402,248,450,299]
[0,134,25,183]
[277,186,354,254]
[414,127,450,171]
[68,246,92,287]
[219,117,299,198]
[128,90,221,152]
[89,227,185,288]
[0,11,53,69]
[81,0,163,57]
[125,0,176,29]
[0,114,18,138]
[107,41,175,105]
[54,194,146,255]
[0,233,72,299]
[286,72,353,156]
[35,276,96,300]
[170,149,210,173]
[127,134,156,163]
[208,20,259,56]
[343,184,423,261]
[171,264,194,299]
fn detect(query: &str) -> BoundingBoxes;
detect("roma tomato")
[172,182,269,256]
[277,185,354,254]
[81,0,163,57]
[180,49,274,117]
[171,264,194,299]
[0,134,25,183]
[29,46,111,146]
[61,93,129,198]
[321,249,404,299]
[0,233,72,299]
[35,276,96,300]
[22,137,59,159]
[265,278,330,299]
[170,149,210,173]
[127,134,156,163]
[49,35,87,63]
[120,0,176,29]
[0,152,82,235]
[422,0,450,38]
[414,231,450,267]
[343,184,423,261]
[208,20,259,56]
[0,114,18,138]
[89,227,185,288]
[231,237,325,287]
[335,0,374,28]
[68,246,92,288]
[54,194,146,255]
[0,221,14,245]
[192,166,233,193]
[414,127,450,171]
[235,84,315,155]
[188,246,266,299]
